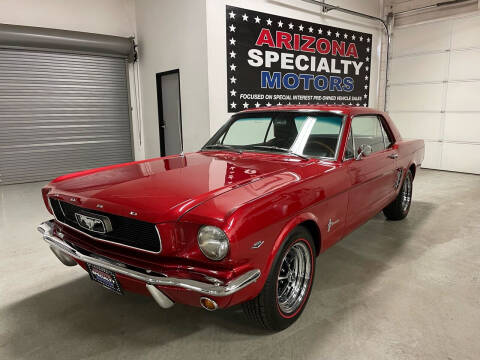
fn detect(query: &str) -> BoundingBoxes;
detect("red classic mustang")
[38,105,424,330]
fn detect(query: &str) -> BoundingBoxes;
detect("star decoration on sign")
[229,38,236,45]
[230,63,236,71]
[327,30,331,36]
[266,18,272,25]
[299,24,304,31]
[230,76,237,84]
[242,13,248,21]
[254,16,261,23]
[229,24,235,32]
[278,20,283,27]
[308,26,313,33]
[230,101,236,109]
[335,31,340,38]
[230,89,236,96]
[243,102,249,109]
[229,50,236,58]
[229,11,236,19]
[318,28,323,34]
[288,23,294,29]
[255,102,260,108]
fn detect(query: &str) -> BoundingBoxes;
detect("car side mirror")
[356,144,372,160]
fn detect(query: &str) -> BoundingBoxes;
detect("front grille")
[49,198,161,253]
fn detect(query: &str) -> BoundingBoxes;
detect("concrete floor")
[0,169,479,360]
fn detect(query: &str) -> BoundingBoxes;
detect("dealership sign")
[225,5,372,112]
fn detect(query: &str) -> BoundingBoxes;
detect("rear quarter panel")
[396,139,425,175]
[382,111,424,173]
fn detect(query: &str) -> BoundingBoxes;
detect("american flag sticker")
[226,5,372,112]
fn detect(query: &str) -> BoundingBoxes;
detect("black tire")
[383,169,413,221]
[242,226,315,331]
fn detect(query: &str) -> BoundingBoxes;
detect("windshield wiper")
[203,144,243,153]
[249,145,309,160]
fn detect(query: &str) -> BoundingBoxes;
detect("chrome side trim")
[38,220,261,297]
[48,197,162,254]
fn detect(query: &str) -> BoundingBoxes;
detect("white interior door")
[387,12,480,174]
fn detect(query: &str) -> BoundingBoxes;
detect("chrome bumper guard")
[38,220,261,302]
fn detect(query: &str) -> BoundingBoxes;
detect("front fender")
[266,212,320,273]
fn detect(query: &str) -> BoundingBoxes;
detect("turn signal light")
[200,297,218,311]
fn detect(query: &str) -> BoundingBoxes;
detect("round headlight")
[197,225,230,261]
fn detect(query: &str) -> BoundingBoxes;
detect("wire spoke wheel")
[276,241,312,315]
[242,227,315,330]
[400,173,412,212]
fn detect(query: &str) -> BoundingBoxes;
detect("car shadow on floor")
[1,201,436,359]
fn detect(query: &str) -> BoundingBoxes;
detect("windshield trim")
[202,110,347,162]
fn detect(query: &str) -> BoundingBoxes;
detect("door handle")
[388,153,398,159]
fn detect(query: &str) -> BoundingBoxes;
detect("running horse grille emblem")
[75,211,113,234]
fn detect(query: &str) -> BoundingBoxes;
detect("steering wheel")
[306,140,336,157]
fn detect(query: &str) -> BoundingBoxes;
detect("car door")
[345,115,398,228]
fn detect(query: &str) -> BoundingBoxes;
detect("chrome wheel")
[401,173,412,212]
[277,241,312,315]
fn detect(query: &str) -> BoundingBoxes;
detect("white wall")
[0,0,136,37]
[205,0,384,134]
[134,0,211,158]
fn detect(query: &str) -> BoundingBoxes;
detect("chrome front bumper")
[37,220,261,306]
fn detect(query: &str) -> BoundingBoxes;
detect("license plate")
[87,264,123,295]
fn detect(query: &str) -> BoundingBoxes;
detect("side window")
[344,128,355,160]
[351,115,386,154]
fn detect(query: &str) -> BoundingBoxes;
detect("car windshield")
[203,112,344,159]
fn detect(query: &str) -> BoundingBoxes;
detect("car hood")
[47,152,304,223]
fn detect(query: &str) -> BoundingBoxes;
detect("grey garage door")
[0,48,133,185]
